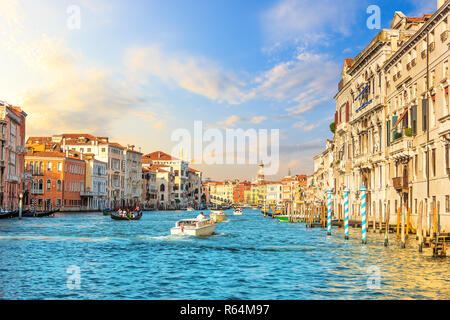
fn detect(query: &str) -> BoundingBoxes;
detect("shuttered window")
[346,102,349,122]
[392,115,398,140]
[411,105,417,135]
[422,98,428,131]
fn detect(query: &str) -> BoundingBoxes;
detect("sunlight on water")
[0,209,449,300]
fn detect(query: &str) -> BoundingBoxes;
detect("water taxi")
[210,210,227,223]
[170,219,216,236]
[275,215,289,222]
[233,208,243,215]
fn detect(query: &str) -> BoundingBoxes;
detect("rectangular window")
[432,148,436,177]
[422,98,428,131]
[446,195,449,213]
[411,105,417,135]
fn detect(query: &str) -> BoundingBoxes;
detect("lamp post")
[19,193,23,220]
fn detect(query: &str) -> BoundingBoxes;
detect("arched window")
[47,179,51,191]
[57,180,62,191]
[39,179,43,191]
[160,184,165,192]
[29,161,33,173]
[47,162,52,171]
[39,162,44,174]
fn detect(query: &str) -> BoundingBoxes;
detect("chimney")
[390,34,399,52]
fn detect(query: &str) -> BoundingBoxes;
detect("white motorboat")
[210,210,227,223]
[170,219,216,236]
[233,208,243,215]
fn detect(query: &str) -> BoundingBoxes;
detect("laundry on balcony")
[392,107,408,131]
[355,99,372,113]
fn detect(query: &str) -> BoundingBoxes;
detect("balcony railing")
[392,177,408,190]
[31,189,44,195]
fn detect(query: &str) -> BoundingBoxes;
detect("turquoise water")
[0,209,449,300]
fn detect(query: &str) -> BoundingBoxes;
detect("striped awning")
[392,108,408,131]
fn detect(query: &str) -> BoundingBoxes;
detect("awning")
[355,99,372,113]
[392,108,408,131]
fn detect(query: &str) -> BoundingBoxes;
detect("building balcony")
[392,177,408,191]
[32,171,45,176]
[336,122,348,135]
[31,189,44,195]
[389,135,413,160]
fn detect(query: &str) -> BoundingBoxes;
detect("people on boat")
[196,212,207,221]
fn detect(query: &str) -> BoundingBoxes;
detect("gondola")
[22,208,60,218]
[110,211,143,221]
[0,210,18,219]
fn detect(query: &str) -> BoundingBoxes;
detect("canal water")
[0,209,449,300]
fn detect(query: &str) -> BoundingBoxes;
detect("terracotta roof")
[143,151,180,161]
[188,167,200,173]
[344,58,353,67]
[406,14,432,23]
[108,142,125,149]
[25,151,83,161]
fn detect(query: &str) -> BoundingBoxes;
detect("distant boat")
[233,208,243,215]
[103,209,113,216]
[275,215,289,222]
[187,207,195,212]
[170,218,216,236]
[110,211,142,221]
[210,210,227,223]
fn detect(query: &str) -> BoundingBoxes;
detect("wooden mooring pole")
[418,200,423,252]
[384,203,390,246]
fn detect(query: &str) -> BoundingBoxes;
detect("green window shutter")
[392,116,398,140]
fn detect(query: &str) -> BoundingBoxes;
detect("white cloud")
[293,120,320,132]
[250,116,267,124]
[125,45,250,105]
[262,0,362,46]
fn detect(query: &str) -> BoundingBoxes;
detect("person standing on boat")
[196,212,207,221]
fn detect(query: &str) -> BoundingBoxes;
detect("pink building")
[0,101,27,210]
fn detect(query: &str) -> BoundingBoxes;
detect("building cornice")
[384,1,450,71]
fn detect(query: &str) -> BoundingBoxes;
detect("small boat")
[233,208,243,215]
[110,211,143,221]
[187,207,195,212]
[170,219,216,236]
[22,209,59,218]
[0,210,18,219]
[210,210,227,223]
[103,209,113,216]
[275,215,289,222]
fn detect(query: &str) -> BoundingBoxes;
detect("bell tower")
[257,163,265,184]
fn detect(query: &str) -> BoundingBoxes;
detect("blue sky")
[0,0,437,180]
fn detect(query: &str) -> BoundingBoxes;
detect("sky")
[0,0,437,180]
